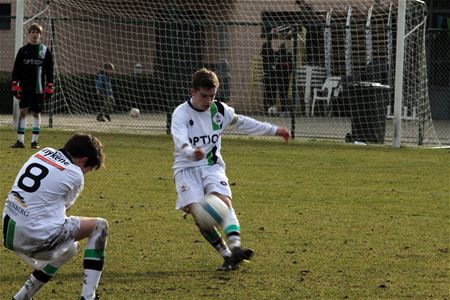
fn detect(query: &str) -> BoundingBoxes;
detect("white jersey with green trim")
[2,147,84,242]
[171,99,277,174]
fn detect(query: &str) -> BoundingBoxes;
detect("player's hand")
[181,144,204,161]
[193,148,205,161]
[11,81,22,99]
[276,127,291,142]
[44,83,54,98]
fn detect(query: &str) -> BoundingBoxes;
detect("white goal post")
[12,0,24,130]
[14,0,441,146]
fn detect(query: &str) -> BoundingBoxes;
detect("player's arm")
[43,48,54,97]
[107,77,113,98]
[11,49,24,98]
[231,113,291,141]
[63,173,84,212]
[12,48,23,82]
[44,47,54,84]
[230,113,274,135]
[171,108,204,161]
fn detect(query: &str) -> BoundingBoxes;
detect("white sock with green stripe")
[223,208,241,249]
[81,268,102,300]
[13,242,79,300]
[81,218,108,300]
[13,272,45,300]
[31,116,41,143]
[13,263,60,300]
[81,249,105,300]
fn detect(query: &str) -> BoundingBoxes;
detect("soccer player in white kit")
[171,68,291,271]
[2,134,108,300]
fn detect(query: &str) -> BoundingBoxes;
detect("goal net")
[18,0,441,145]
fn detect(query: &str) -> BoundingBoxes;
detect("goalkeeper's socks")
[14,270,49,300]
[223,208,241,249]
[17,243,79,298]
[17,117,26,143]
[31,116,41,143]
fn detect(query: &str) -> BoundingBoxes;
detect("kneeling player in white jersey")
[2,134,107,300]
[171,68,291,271]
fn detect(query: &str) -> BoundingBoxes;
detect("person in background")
[11,23,54,149]
[275,43,293,117]
[261,38,277,114]
[95,62,115,122]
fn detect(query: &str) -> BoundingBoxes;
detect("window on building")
[0,3,11,30]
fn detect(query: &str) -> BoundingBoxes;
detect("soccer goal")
[14,0,442,146]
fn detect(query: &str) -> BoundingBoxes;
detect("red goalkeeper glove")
[44,83,54,99]
[11,81,22,99]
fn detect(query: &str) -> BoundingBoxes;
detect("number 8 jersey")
[3,147,84,246]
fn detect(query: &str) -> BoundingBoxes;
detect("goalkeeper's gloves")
[11,81,22,99]
[44,83,54,98]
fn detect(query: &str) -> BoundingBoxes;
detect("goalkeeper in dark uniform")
[11,23,54,149]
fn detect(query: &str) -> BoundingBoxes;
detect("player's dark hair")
[28,23,43,34]
[192,68,219,90]
[63,134,105,170]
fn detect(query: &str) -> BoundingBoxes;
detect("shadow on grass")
[0,269,237,284]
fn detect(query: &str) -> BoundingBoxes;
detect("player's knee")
[210,192,232,208]
[88,218,109,250]
[95,218,109,239]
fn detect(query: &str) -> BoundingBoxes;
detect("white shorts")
[174,165,232,210]
[9,216,80,261]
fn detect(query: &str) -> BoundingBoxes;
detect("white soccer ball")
[191,194,229,229]
[129,107,140,118]
[268,106,277,116]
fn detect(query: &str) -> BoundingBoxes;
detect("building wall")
[0,0,397,112]
[0,0,16,74]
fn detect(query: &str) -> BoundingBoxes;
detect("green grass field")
[0,127,448,299]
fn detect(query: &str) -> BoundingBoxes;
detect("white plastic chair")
[311,76,342,116]
[296,65,326,116]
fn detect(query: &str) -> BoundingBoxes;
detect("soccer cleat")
[104,114,111,121]
[231,247,255,264]
[216,256,238,271]
[31,142,40,149]
[11,140,25,148]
